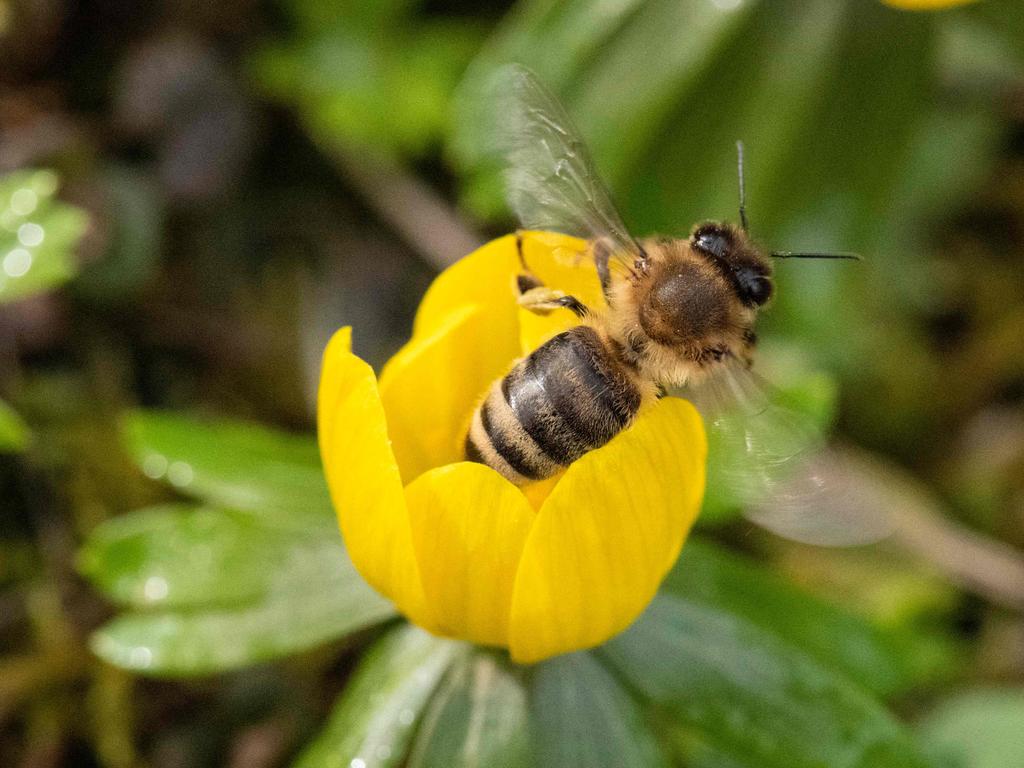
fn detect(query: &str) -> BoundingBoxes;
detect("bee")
[460,66,886,545]
[465,217,776,484]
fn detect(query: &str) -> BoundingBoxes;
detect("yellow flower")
[317,232,706,663]
[882,0,978,9]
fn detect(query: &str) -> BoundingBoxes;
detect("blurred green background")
[3,0,1024,766]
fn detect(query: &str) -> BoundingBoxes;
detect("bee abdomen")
[465,326,642,484]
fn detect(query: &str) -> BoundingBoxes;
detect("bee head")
[691,221,773,308]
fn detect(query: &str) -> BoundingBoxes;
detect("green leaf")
[601,595,932,768]
[962,0,1024,67]
[89,536,395,676]
[252,11,481,160]
[529,652,670,768]
[78,503,347,610]
[918,688,1024,768]
[408,651,530,768]
[294,625,463,768]
[123,410,333,532]
[663,539,951,696]
[0,169,88,304]
[92,411,399,675]
[0,398,29,452]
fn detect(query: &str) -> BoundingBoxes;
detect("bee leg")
[517,283,589,318]
[515,232,589,318]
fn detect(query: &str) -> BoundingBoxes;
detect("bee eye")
[738,270,772,306]
[692,224,733,260]
[693,225,731,260]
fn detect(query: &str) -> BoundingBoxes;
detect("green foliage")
[918,688,1024,768]
[293,626,462,768]
[83,504,394,677]
[296,589,935,768]
[0,169,88,305]
[528,652,670,768]
[665,539,955,696]
[601,596,932,768]
[0,398,29,452]
[81,413,395,676]
[89,561,393,677]
[79,503,334,609]
[252,0,482,159]
[123,410,333,532]
[962,0,1024,66]
[0,169,88,453]
[408,652,530,768]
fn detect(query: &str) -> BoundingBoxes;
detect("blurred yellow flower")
[317,232,706,663]
[882,0,978,9]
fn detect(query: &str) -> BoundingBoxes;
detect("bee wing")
[680,361,894,546]
[492,64,643,267]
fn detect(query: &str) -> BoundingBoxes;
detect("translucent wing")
[681,360,894,546]
[492,64,642,265]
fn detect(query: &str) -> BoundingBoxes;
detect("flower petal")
[379,305,519,482]
[405,462,534,647]
[521,231,605,307]
[412,235,520,341]
[412,232,595,342]
[507,398,706,664]
[408,230,599,357]
[381,232,605,481]
[317,328,432,628]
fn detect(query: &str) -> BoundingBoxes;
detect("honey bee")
[465,65,876,544]
[465,219,772,484]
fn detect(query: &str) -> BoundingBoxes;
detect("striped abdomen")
[465,326,643,484]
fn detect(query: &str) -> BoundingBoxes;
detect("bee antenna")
[736,140,749,233]
[770,251,862,261]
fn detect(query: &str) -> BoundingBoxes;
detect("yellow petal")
[521,472,563,511]
[412,235,520,341]
[382,232,603,481]
[516,232,606,354]
[405,462,535,647]
[408,230,599,356]
[508,398,706,663]
[379,305,519,482]
[413,232,596,344]
[521,231,604,307]
[882,0,976,8]
[317,328,432,628]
